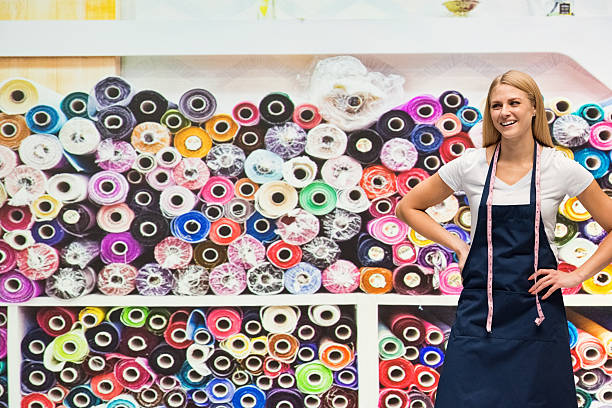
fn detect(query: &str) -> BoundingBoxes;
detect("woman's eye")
[491,104,501,109]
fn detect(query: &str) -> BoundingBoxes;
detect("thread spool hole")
[185,221,200,234]
[70,99,86,113]
[298,325,314,340]
[387,117,405,132]
[128,170,144,184]
[203,248,219,262]
[425,156,440,170]
[168,391,185,407]
[154,171,168,185]
[104,115,122,129]
[417,105,433,118]
[462,109,477,122]
[29,371,45,386]
[161,151,175,163]
[216,317,231,331]
[187,369,203,382]
[304,395,321,408]
[299,347,314,360]
[1,123,16,137]
[339,370,355,383]
[257,376,271,388]
[157,354,174,368]
[444,93,461,108]
[212,185,226,198]
[213,383,228,397]
[300,109,314,121]
[166,115,180,128]
[376,200,391,213]
[335,325,351,340]
[14,235,27,246]
[274,313,287,324]
[9,209,24,222]
[101,181,115,194]
[138,156,154,170]
[29,339,45,354]
[62,341,77,354]
[278,248,292,261]
[312,192,327,205]
[309,372,322,384]
[254,219,269,232]
[190,96,206,111]
[94,332,111,347]
[600,130,611,141]
[246,356,263,370]
[239,183,254,196]
[140,101,156,114]
[215,356,231,370]
[348,95,362,108]
[389,366,405,381]
[112,241,127,255]
[279,373,294,387]
[231,202,246,216]
[233,338,246,349]
[141,389,158,402]
[293,168,307,180]
[170,195,184,206]
[10,90,25,102]
[214,121,229,134]
[129,336,146,351]
[34,111,50,126]
[242,132,258,145]
[48,387,66,401]
[5,277,22,292]
[191,390,208,403]
[218,225,232,238]
[239,107,253,120]
[268,101,285,115]
[241,395,256,408]
[443,120,455,131]
[110,275,124,284]
[245,320,261,335]
[140,221,157,237]
[586,107,601,120]
[275,339,290,353]
[266,359,280,371]
[74,393,90,407]
[271,192,286,204]
[545,109,555,123]
[333,396,349,408]
[252,340,266,351]
[205,206,221,219]
[171,328,187,342]
[451,143,465,155]
[109,211,123,223]
[328,350,343,362]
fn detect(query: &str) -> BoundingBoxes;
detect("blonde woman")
[396,70,612,407]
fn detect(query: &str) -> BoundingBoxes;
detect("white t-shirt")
[437,146,594,258]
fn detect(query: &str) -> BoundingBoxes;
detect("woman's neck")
[499,136,535,164]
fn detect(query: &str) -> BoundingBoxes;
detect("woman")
[395,70,612,407]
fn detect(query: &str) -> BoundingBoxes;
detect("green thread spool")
[554,214,578,247]
[295,361,334,394]
[161,109,191,134]
[120,306,150,328]
[299,181,337,216]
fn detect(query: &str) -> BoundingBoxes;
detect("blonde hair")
[482,70,553,147]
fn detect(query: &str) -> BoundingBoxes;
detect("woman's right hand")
[455,240,470,272]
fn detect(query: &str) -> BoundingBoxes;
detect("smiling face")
[489,84,536,142]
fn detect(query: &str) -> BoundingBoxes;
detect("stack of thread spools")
[0,77,610,300]
[20,305,357,408]
[378,306,612,408]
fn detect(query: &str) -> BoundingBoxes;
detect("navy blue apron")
[434,143,577,408]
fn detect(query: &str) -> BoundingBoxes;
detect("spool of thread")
[274,209,319,246]
[204,114,239,144]
[97,263,138,296]
[298,181,337,216]
[454,205,471,231]
[135,263,175,296]
[282,156,318,189]
[369,196,399,218]
[100,232,142,264]
[227,234,266,270]
[91,372,125,401]
[60,91,89,119]
[357,236,393,267]
[232,101,259,126]
[456,105,482,131]
[304,124,347,160]
[159,185,197,218]
[254,181,299,219]
[88,171,129,206]
[58,117,100,156]
[21,328,53,361]
[367,215,409,245]
[290,103,321,129]
[30,194,63,221]
[200,176,235,205]
[95,139,137,173]
[235,178,259,201]
[409,125,444,155]
[47,173,89,204]
[209,263,247,295]
[244,149,284,184]
[320,155,362,191]
[321,259,359,294]
[164,311,194,350]
[88,76,133,113]
[580,219,607,244]
[295,361,334,394]
[201,203,225,222]
[130,212,169,247]
[284,262,321,294]
[128,90,169,124]
[193,241,228,269]
[245,212,278,243]
[206,144,245,178]
[148,344,185,376]
[131,122,171,155]
[96,203,135,233]
[21,361,56,393]
[232,385,266,408]
[308,305,341,327]
[346,129,383,164]
[170,211,211,243]
[359,267,393,294]
[174,264,210,296]
[563,197,592,222]
[18,134,65,170]
[548,97,572,116]
[439,133,474,163]
[114,358,152,392]
[161,109,191,134]
[0,113,29,150]
[553,114,590,147]
[16,243,59,280]
[154,237,193,269]
[577,103,605,125]
[439,263,463,295]
[259,92,294,124]
[95,105,137,140]
[266,240,302,269]
[321,208,361,242]
[393,264,434,295]
[574,147,610,179]
[297,238,339,272]
[207,308,242,340]
[400,95,443,124]
[378,138,419,172]
[127,186,159,214]
[360,165,397,199]
[265,122,307,159]
[25,104,66,134]
[0,204,33,231]
[209,218,242,245]
[590,122,612,151]
[435,113,462,137]
[179,88,217,123]
[174,126,213,158]
[261,306,300,333]
[582,265,612,295]
[233,125,266,153]
[155,146,181,170]
[224,197,255,224]
[376,109,415,140]
[247,262,285,295]
[396,168,430,196]
[418,244,453,270]
[45,266,96,299]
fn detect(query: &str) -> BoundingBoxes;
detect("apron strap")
[485,142,544,333]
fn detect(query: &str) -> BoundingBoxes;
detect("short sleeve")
[552,150,594,197]
[437,148,478,192]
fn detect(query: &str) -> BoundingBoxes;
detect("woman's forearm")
[574,233,612,282]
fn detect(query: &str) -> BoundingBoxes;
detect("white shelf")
[1,18,611,90]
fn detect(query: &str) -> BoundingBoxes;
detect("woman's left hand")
[528,269,584,300]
